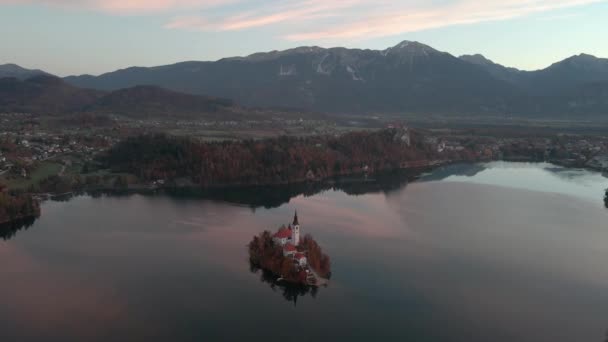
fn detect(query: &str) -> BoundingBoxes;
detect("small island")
[604,188,608,208]
[248,211,331,286]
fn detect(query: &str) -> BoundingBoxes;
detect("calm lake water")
[2,162,608,342]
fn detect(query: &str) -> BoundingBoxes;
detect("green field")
[1,161,63,190]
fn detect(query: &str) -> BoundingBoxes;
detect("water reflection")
[98,169,417,210]
[0,216,37,240]
[249,260,320,305]
[1,162,608,341]
[417,163,486,181]
[432,161,608,204]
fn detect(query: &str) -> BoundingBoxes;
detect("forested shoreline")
[102,128,460,187]
[0,186,40,226]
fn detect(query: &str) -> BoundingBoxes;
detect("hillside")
[459,54,526,86]
[85,85,234,119]
[460,53,608,95]
[0,75,103,114]
[0,64,51,80]
[0,76,238,119]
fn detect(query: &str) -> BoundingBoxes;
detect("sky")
[0,0,607,76]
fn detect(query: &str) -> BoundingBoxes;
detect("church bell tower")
[292,211,300,246]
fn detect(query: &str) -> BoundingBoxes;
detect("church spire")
[293,210,299,226]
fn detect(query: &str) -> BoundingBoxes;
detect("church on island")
[248,210,330,287]
[272,211,307,267]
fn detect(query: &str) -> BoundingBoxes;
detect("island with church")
[248,211,331,286]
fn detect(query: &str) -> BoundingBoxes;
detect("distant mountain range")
[63,41,521,115]
[0,64,51,80]
[0,75,235,119]
[459,53,608,95]
[3,41,608,118]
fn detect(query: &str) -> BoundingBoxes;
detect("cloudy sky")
[1,0,606,76]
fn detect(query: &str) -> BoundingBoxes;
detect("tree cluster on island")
[604,188,608,208]
[248,231,331,286]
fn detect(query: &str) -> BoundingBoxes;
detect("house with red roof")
[272,226,292,246]
[283,243,297,257]
[294,253,307,267]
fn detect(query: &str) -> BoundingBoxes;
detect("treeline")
[0,186,40,225]
[26,173,135,194]
[103,129,436,187]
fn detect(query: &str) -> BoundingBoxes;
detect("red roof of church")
[273,228,292,239]
[294,253,306,260]
[284,243,297,252]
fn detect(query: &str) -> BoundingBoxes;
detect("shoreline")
[5,159,605,228]
[26,158,608,200]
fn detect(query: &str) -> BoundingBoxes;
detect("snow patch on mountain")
[316,54,332,75]
[279,64,297,76]
[346,65,364,81]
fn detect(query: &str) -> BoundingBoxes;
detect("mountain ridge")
[459,52,608,95]
[62,40,523,115]
[0,63,52,80]
[4,40,608,118]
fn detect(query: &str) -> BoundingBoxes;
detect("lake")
[1,162,608,342]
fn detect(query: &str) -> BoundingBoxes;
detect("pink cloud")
[163,0,602,41]
[166,0,359,31]
[0,0,601,40]
[284,0,603,41]
[0,0,236,14]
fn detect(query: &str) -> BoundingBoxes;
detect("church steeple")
[293,210,299,226]
[292,210,300,246]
